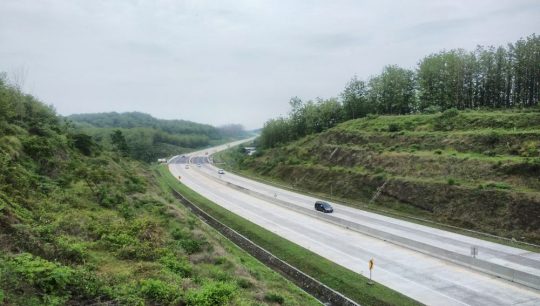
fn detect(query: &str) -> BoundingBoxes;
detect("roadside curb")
[197,169,540,291]
[168,185,359,306]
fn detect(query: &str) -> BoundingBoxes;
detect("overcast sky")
[1,0,539,129]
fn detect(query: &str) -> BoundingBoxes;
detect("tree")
[341,76,370,120]
[110,129,128,155]
[259,118,292,148]
[368,65,416,114]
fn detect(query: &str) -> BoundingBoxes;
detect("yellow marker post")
[368,258,374,285]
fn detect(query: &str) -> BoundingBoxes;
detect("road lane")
[168,142,540,305]
[196,161,540,278]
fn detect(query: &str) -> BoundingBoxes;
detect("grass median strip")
[156,164,420,306]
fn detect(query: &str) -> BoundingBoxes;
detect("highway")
[169,140,540,305]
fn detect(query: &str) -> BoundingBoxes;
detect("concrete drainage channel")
[169,186,359,306]
[197,169,540,291]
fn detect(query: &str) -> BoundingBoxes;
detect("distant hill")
[0,77,316,305]
[225,109,540,244]
[67,112,247,162]
[68,112,220,137]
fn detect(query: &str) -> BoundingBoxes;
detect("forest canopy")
[260,34,540,148]
[68,112,247,162]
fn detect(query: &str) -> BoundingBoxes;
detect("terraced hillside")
[232,109,540,243]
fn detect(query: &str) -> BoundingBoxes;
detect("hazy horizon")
[1,0,539,129]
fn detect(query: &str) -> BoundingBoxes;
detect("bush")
[440,108,459,119]
[160,254,192,277]
[366,114,379,120]
[264,292,285,304]
[482,150,497,157]
[484,182,511,190]
[179,238,202,254]
[434,149,442,155]
[186,281,237,306]
[447,178,456,185]
[520,141,539,157]
[11,253,74,293]
[55,236,88,264]
[139,279,180,303]
[434,108,460,131]
[236,278,254,289]
[484,131,501,146]
[423,105,442,114]
[387,123,401,132]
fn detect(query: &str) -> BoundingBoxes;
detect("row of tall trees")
[260,34,539,148]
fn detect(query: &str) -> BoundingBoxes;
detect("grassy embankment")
[0,78,318,305]
[216,109,540,246]
[156,165,420,306]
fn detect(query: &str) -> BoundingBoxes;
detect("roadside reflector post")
[471,246,478,258]
[368,258,375,285]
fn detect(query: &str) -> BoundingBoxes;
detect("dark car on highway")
[314,201,333,213]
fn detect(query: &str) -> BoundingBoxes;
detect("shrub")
[97,185,126,207]
[482,150,497,157]
[236,278,254,289]
[179,239,202,254]
[171,227,188,240]
[264,292,285,304]
[55,236,89,264]
[387,123,401,132]
[159,254,192,277]
[519,141,539,157]
[447,178,456,185]
[434,149,442,155]
[139,279,180,303]
[186,281,237,306]
[8,253,74,293]
[366,114,379,120]
[423,105,442,114]
[484,182,511,190]
[484,131,501,146]
[440,108,459,119]
[434,108,460,131]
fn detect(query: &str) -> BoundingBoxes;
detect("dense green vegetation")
[261,34,540,148]
[68,112,248,162]
[156,165,419,306]
[0,77,317,305]
[223,109,540,244]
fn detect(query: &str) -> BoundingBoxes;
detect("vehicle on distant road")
[197,163,201,167]
[218,169,225,174]
[185,165,190,169]
[314,201,333,213]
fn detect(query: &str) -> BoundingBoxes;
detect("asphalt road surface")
[168,140,540,305]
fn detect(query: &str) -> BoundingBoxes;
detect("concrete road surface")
[169,140,540,305]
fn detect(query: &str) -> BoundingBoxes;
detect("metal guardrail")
[196,170,540,290]
[221,167,540,250]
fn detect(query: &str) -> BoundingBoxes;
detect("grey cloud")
[0,0,538,129]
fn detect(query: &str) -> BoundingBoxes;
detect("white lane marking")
[175,165,477,306]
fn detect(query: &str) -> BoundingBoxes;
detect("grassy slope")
[0,83,317,305]
[219,109,540,245]
[156,165,419,306]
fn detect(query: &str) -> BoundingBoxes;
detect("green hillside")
[68,112,247,162]
[0,79,317,305]
[222,109,540,244]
